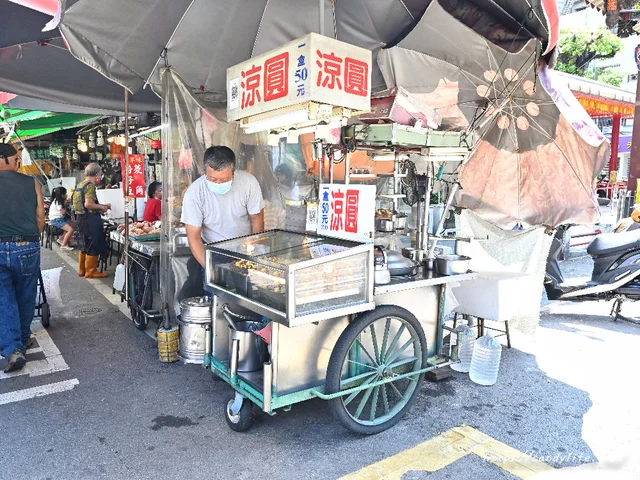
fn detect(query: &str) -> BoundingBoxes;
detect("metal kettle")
[374,246,391,285]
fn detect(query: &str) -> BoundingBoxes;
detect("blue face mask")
[206,180,233,195]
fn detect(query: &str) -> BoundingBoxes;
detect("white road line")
[0,378,79,406]
[0,326,69,380]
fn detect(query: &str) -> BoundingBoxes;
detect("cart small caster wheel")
[131,305,148,331]
[41,303,51,328]
[225,398,254,432]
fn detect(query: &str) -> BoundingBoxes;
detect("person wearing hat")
[0,143,45,373]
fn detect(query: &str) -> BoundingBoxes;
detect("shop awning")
[552,71,635,117]
[1,107,101,141]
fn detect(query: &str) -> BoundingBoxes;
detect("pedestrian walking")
[0,143,45,373]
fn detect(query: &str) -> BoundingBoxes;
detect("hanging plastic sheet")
[454,210,553,334]
[160,69,288,322]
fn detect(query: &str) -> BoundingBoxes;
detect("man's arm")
[249,209,265,234]
[84,197,110,213]
[34,180,45,233]
[185,224,206,267]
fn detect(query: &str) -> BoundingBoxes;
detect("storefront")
[553,71,635,194]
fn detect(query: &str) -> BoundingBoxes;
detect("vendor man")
[181,146,264,268]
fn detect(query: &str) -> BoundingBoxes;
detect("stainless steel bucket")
[229,321,265,373]
[178,296,212,364]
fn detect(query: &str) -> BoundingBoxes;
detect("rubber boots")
[78,252,87,277]
[85,255,108,278]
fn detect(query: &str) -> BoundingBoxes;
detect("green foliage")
[593,68,624,87]
[556,27,623,74]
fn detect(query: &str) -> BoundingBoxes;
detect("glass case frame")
[204,229,375,327]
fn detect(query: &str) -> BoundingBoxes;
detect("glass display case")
[204,230,374,326]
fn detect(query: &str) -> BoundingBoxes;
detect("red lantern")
[151,140,162,149]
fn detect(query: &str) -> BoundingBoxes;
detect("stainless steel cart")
[110,230,163,330]
[203,229,474,434]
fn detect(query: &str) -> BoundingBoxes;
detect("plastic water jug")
[469,334,502,386]
[450,325,475,373]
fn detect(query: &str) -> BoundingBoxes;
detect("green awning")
[0,107,53,124]
[1,106,101,141]
[17,113,99,131]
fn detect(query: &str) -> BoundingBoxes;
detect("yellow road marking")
[341,425,554,480]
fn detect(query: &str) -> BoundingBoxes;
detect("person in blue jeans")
[0,144,45,373]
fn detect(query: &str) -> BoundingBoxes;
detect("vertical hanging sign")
[317,184,375,242]
[122,154,146,198]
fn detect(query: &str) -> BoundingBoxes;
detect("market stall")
[167,34,483,433]
[110,222,162,329]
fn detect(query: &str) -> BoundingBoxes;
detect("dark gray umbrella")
[57,0,559,100]
[0,38,160,113]
[0,1,160,113]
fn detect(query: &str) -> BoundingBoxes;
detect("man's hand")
[185,224,206,267]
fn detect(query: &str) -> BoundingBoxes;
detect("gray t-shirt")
[181,171,264,243]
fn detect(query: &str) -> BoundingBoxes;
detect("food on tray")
[232,259,257,273]
[117,221,161,237]
[376,209,393,219]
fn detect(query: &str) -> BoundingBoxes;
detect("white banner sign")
[227,33,371,122]
[316,184,375,242]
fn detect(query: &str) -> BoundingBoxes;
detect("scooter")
[545,227,640,325]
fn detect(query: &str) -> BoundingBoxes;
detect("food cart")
[110,223,163,330]
[202,120,478,434]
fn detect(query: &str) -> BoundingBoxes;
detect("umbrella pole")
[124,89,130,312]
[319,0,324,36]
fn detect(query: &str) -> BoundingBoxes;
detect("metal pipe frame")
[124,90,130,309]
[420,168,432,252]
[263,361,273,413]
[230,339,239,385]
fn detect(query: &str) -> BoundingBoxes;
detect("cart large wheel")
[325,305,428,435]
[41,303,51,328]
[225,397,254,432]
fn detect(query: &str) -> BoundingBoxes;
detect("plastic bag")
[40,267,63,306]
[113,264,126,292]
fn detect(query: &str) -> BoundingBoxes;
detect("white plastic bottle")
[450,325,475,373]
[469,334,502,386]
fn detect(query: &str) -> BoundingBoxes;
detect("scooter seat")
[587,230,640,256]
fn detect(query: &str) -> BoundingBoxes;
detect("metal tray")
[130,233,160,242]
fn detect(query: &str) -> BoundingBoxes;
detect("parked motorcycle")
[545,227,640,325]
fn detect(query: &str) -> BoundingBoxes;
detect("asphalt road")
[0,248,638,479]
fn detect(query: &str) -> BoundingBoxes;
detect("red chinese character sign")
[317,184,375,242]
[121,154,146,198]
[227,33,371,122]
